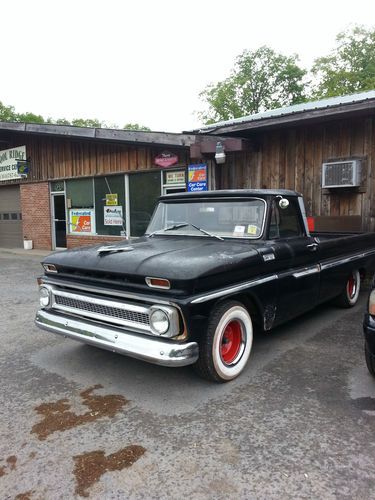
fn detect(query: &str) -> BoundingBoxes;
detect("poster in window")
[105,193,118,206]
[188,164,208,192]
[104,206,123,226]
[69,209,95,234]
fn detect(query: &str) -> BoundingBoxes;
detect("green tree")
[123,123,151,131]
[312,25,375,98]
[199,46,307,124]
[71,118,103,128]
[0,101,18,121]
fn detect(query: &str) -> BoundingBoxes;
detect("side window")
[269,199,304,239]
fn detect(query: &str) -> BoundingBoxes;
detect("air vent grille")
[322,160,361,188]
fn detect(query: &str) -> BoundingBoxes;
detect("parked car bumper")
[35,309,199,367]
[363,313,375,355]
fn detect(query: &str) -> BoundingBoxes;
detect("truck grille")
[51,289,151,332]
[54,295,150,326]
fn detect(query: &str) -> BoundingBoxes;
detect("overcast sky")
[2,0,374,132]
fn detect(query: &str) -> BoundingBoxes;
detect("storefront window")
[129,172,161,236]
[66,179,95,234]
[94,176,126,236]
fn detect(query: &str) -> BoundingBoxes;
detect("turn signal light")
[369,290,375,315]
[145,277,171,289]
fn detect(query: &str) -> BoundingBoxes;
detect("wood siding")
[0,135,189,183]
[218,117,375,230]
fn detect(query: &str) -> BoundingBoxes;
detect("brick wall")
[66,235,125,248]
[20,182,52,250]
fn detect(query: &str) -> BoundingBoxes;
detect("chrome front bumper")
[35,309,199,367]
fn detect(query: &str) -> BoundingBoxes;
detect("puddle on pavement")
[15,492,33,500]
[73,445,146,497]
[352,397,375,412]
[0,455,17,477]
[32,384,128,440]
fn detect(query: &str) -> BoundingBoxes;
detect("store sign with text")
[154,152,178,168]
[69,209,95,234]
[104,206,123,226]
[0,146,26,182]
[166,171,185,184]
[188,163,208,192]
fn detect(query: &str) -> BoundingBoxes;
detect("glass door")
[52,193,67,248]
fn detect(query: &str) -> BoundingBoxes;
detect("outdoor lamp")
[215,141,226,164]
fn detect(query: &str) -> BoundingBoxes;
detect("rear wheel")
[335,270,361,308]
[365,342,375,377]
[193,301,253,383]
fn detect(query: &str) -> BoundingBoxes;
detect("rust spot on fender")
[32,385,128,440]
[73,445,146,497]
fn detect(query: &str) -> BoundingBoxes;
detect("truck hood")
[43,236,265,287]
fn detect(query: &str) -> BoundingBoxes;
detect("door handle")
[307,243,318,251]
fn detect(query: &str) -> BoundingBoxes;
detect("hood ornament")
[97,245,134,254]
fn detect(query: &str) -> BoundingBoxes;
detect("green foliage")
[123,123,151,131]
[312,25,375,98]
[0,101,18,121]
[199,46,307,124]
[71,118,103,128]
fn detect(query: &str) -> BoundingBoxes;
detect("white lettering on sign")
[0,146,26,182]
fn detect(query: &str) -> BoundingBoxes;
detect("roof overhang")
[0,122,197,148]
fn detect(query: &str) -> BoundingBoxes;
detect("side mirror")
[278,197,289,209]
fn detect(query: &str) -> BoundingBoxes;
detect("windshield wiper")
[148,222,224,240]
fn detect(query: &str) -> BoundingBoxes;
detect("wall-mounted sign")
[0,146,26,182]
[17,160,30,176]
[154,152,178,168]
[104,206,123,226]
[166,171,186,185]
[69,209,95,234]
[106,193,118,206]
[188,163,208,192]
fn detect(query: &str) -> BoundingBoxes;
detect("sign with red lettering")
[69,209,95,234]
[154,152,178,168]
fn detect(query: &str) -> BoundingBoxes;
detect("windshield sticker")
[247,225,258,235]
[233,225,245,237]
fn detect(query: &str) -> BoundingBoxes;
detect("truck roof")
[159,189,301,201]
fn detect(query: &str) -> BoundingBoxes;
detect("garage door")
[0,185,23,247]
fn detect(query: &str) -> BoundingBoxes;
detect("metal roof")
[0,121,197,148]
[192,90,375,134]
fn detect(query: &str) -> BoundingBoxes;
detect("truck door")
[270,198,321,324]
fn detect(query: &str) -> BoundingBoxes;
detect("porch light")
[215,141,226,164]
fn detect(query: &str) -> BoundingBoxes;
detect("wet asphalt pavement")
[0,250,374,499]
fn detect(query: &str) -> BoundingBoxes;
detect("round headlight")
[150,309,169,335]
[39,287,51,307]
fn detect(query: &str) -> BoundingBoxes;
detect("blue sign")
[188,163,208,192]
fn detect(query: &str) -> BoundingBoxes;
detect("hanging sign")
[105,193,118,206]
[166,171,186,184]
[154,152,178,168]
[104,206,123,226]
[69,209,95,234]
[188,163,208,192]
[0,146,26,182]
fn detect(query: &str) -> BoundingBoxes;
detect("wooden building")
[0,124,199,249]
[0,90,374,250]
[190,90,375,231]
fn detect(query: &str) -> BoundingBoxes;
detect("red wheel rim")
[347,274,356,299]
[220,320,242,364]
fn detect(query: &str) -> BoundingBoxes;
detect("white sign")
[69,209,96,234]
[0,146,26,182]
[104,206,123,226]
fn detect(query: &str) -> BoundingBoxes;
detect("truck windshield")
[145,198,266,239]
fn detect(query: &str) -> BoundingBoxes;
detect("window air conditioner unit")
[322,160,361,188]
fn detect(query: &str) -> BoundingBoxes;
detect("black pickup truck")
[35,189,375,382]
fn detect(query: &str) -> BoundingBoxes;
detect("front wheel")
[193,301,253,383]
[335,270,361,308]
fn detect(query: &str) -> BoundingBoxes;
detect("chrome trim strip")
[190,274,278,304]
[35,309,198,367]
[292,265,321,279]
[320,248,375,271]
[41,277,173,306]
